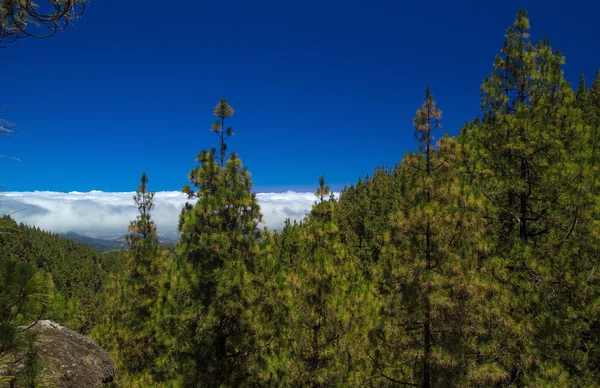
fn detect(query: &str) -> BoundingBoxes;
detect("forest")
[2,6,600,388]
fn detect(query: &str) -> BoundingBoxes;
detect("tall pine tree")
[159,100,269,387]
[95,173,168,385]
[461,9,599,385]
[374,87,482,386]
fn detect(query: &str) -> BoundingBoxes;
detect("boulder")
[9,320,114,387]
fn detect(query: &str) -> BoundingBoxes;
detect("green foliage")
[335,167,401,274]
[274,177,375,386]
[0,216,119,334]
[372,89,484,387]
[460,9,600,385]
[93,173,170,385]
[0,233,50,384]
[159,148,268,387]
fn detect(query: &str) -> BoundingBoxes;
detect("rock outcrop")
[9,320,114,387]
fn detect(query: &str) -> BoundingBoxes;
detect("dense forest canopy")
[2,8,600,388]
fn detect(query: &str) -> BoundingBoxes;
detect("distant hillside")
[59,231,127,252]
[60,231,180,252]
[0,215,126,333]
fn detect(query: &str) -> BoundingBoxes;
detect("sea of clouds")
[0,190,319,235]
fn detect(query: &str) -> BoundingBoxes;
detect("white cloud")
[0,190,318,235]
[256,191,316,230]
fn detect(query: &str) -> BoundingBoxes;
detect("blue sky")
[1,0,599,192]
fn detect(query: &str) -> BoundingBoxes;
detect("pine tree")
[212,98,235,166]
[374,88,482,386]
[167,151,264,386]
[127,172,157,240]
[277,176,374,386]
[97,173,167,384]
[461,9,599,385]
[466,9,578,243]
[159,100,269,386]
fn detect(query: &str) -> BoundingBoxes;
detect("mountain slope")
[59,231,127,252]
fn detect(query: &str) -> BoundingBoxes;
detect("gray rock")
[10,320,115,387]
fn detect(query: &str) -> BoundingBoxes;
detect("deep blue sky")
[1,0,599,192]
